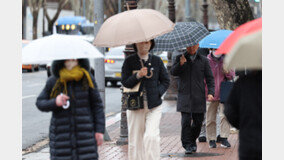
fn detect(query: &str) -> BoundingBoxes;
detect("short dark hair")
[132,39,155,53]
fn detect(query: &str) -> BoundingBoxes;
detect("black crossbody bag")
[123,59,153,110]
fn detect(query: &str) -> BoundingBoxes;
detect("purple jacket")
[205,54,235,101]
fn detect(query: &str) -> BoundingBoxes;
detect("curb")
[22,112,122,155]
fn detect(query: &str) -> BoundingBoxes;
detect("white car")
[158,51,168,68]
[105,46,125,86]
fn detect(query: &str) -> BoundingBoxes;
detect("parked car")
[105,46,125,86]
[22,40,39,72]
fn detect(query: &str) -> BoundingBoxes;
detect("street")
[22,70,122,150]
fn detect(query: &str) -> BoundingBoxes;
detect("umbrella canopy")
[199,30,233,49]
[151,22,210,52]
[223,30,262,71]
[215,18,262,55]
[22,34,104,64]
[93,9,175,47]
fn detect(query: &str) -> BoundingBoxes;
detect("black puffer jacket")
[225,71,262,160]
[121,54,170,109]
[36,59,105,160]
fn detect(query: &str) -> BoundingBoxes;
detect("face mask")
[212,51,222,58]
[136,42,151,55]
[64,60,78,70]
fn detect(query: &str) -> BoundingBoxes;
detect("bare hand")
[180,54,187,66]
[208,94,214,101]
[55,94,70,107]
[223,68,229,74]
[95,133,104,146]
[138,67,148,77]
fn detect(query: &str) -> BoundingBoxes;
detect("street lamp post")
[202,0,209,29]
[116,0,137,146]
[93,0,111,141]
[164,0,177,101]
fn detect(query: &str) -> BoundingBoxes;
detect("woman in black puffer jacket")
[36,59,105,160]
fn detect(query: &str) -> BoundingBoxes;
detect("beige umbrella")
[93,9,175,47]
[224,30,262,71]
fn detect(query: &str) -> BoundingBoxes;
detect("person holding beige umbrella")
[94,9,174,160]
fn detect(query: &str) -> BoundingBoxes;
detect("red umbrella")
[215,18,262,55]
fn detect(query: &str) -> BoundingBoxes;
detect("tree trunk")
[32,13,38,39]
[209,0,254,30]
[48,22,53,34]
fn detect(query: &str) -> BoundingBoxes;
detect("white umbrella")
[22,34,104,64]
[224,30,262,70]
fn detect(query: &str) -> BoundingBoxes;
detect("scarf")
[50,65,94,98]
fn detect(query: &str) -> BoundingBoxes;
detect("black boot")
[185,146,193,154]
[198,136,207,142]
[220,138,231,148]
[209,140,217,148]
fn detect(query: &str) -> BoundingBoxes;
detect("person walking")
[205,49,235,148]
[225,70,262,160]
[121,40,170,160]
[170,43,215,154]
[36,59,105,160]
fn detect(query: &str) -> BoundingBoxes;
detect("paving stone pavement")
[23,100,239,160]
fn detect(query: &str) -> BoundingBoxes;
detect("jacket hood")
[51,59,90,78]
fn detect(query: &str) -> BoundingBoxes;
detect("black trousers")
[181,112,204,149]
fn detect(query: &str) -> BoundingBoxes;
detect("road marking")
[105,112,115,117]
[22,95,36,99]
[106,112,121,127]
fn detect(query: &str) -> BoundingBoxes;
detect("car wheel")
[47,68,51,77]
[105,80,108,87]
[111,81,117,87]
[28,66,35,72]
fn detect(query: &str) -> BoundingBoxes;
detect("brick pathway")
[23,100,239,160]
[98,101,239,160]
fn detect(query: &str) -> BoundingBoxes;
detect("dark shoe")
[221,138,231,148]
[216,135,221,143]
[191,142,197,152]
[209,140,217,148]
[198,136,207,142]
[185,146,193,154]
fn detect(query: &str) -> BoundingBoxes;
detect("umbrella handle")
[145,69,153,79]
[126,3,130,11]
[140,59,153,79]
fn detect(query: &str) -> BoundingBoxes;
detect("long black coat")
[171,52,215,113]
[121,54,170,109]
[225,71,262,159]
[36,59,105,160]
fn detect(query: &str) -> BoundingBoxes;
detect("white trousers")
[127,101,162,160]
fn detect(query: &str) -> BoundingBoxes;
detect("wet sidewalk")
[23,100,239,160]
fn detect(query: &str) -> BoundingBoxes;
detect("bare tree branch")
[44,0,70,33]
